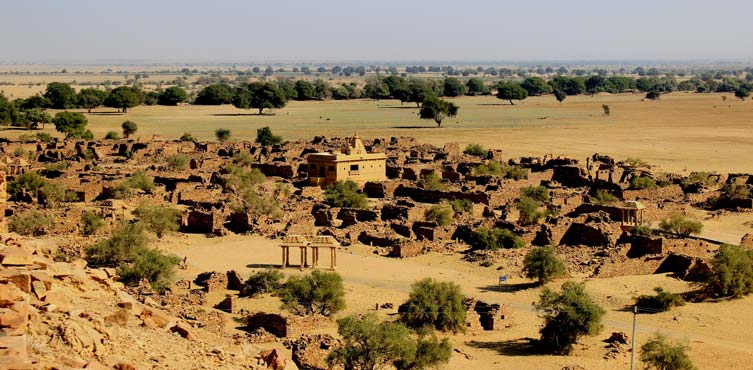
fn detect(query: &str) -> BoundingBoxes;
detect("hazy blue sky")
[2,0,752,62]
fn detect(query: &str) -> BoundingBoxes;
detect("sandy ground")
[156,234,753,370]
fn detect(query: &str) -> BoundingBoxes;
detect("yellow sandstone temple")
[306,134,386,186]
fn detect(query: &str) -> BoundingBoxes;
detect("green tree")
[523,246,566,284]
[278,270,346,316]
[194,84,232,105]
[364,77,390,100]
[419,96,459,127]
[404,79,436,107]
[7,172,46,198]
[19,94,51,110]
[104,86,143,113]
[232,82,287,114]
[553,89,567,103]
[465,77,488,96]
[0,93,20,126]
[81,210,104,236]
[704,244,753,298]
[22,108,51,130]
[328,314,414,370]
[658,214,703,237]
[324,180,367,209]
[442,77,466,97]
[157,86,187,106]
[77,88,107,113]
[294,79,315,100]
[496,81,528,105]
[734,87,751,101]
[256,126,283,146]
[53,111,89,138]
[118,247,181,292]
[240,269,284,297]
[640,333,696,370]
[85,222,149,267]
[44,82,77,109]
[521,77,553,96]
[133,204,180,238]
[400,278,466,332]
[312,79,332,100]
[121,120,138,138]
[215,128,231,142]
[535,281,605,354]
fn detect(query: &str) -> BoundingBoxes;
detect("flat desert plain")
[3,92,751,174]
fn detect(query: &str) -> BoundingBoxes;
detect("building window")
[310,164,317,170]
[328,166,335,171]
[350,164,359,171]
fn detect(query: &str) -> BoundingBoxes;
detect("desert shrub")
[255,126,283,146]
[659,214,703,237]
[504,166,528,180]
[592,189,619,204]
[215,128,231,142]
[232,188,283,219]
[517,195,547,225]
[640,333,696,370]
[535,281,604,354]
[35,132,54,142]
[9,210,53,236]
[43,161,69,172]
[110,182,134,199]
[104,131,121,140]
[127,170,155,192]
[474,160,503,176]
[224,166,266,191]
[721,183,751,200]
[324,180,367,209]
[523,246,566,285]
[469,227,524,251]
[240,269,284,297]
[278,270,345,316]
[635,287,685,312]
[85,222,178,291]
[118,247,180,292]
[133,204,180,238]
[165,154,188,170]
[704,244,753,298]
[625,157,648,167]
[418,173,447,191]
[521,185,550,203]
[463,143,486,157]
[425,204,453,226]
[231,152,254,166]
[328,314,452,370]
[631,176,658,190]
[179,132,195,142]
[85,222,149,268]
[633,223,653,236]
[8,172,46,198]
[448,198,473,213]
[685,171,717,186]
[39,182,78,206]
[80,210,104,236]
[400,278,466,332]
[480,260,494,267]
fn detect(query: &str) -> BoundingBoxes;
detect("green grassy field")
[4,92,753,173]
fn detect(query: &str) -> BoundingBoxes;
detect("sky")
[1,0,752,63]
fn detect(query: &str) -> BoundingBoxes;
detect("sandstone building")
[306,134,386,186]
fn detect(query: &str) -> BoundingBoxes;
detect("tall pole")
[630,305,638,370]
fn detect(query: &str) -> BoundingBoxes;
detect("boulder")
[0,247,34,266]
[169,322,196,341]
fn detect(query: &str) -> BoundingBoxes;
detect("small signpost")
[498,275,507,292]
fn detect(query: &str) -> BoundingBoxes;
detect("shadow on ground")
[478,282,538,293]
[211,113,275,117]
[245,263,283,269]
[466,338,541,356]
[388,126,437,129]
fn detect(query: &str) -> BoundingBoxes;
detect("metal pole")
[630,305,637,370]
